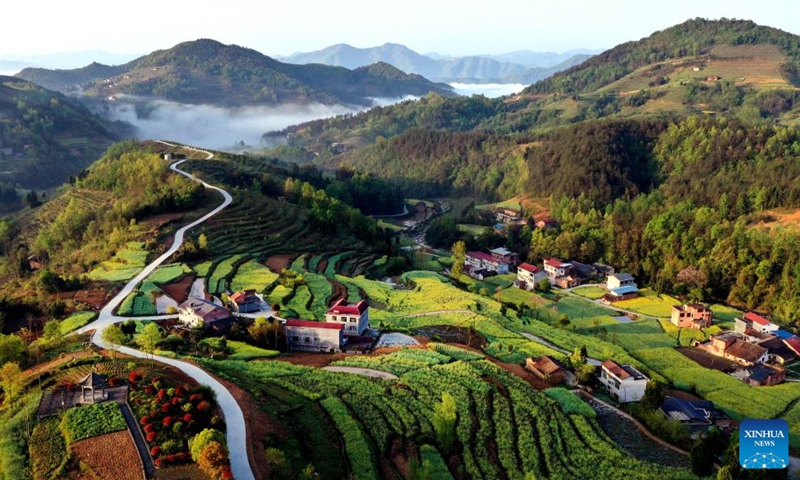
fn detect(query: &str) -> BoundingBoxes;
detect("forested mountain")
[0,76,118,211]
[281,42,592,83]
[16,39,454,107]
[280,18,800,149]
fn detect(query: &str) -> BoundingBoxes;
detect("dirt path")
[322,366,399,380]
[518,332,602,366]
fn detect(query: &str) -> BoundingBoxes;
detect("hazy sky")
[3,0,799,58]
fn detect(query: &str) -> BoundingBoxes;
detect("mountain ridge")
[16,39,454,107]
[281,42,596,84]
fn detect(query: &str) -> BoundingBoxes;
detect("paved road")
[77,144,255,480]
[117,399,156,478]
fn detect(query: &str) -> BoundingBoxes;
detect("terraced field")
[201,349,696,480]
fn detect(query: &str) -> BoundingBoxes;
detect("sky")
[2,0,799,59]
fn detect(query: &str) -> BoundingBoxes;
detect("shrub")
[154,458,163,468]
[189,393,202,403]
[163,416,174,428]
[172,421,184,435]
[152,377,163,388]
[157,388,167,400]
[183,413,193,423]
[151,446,161,457]
[171,397,182,405]
[162,439,183,455]
[189,429,227,461]
[145,385,155,395]
[129,371,142,383]
[144,424,156,433]
[197,401,211,412]
[146,431,157,442]
[175,385,187,397]
[161,403,172,414]
[140,416,150,425]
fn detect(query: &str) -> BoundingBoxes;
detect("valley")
[2,14,800,480]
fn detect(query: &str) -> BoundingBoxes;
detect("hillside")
[0,76,117,208]
[16,39,454,107]
[282,42,592,84]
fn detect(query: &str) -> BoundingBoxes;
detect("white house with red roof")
[285,319,346,352]
[465,251,509,275]
[734,312,780,335]
[325,298,369,336]
[543,258,580,288]
[515,263,547,290]
[599,359,648,403]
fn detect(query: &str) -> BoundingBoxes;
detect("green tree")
[42,320,61,342]
[537,278,551,293]
[0,362,24,406]
[432,392,457,453]
[558,314,571,329]
[137,323,162,357]
[190,428,228,461]
[690,437,715,478]
[0,334,26,365]
[450,240,466,280]
[640,381,665,411]
[101,324,127,359]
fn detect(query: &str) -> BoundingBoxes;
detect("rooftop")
[744,312,772,326]
[179,298,231,324]
[725,340,768,363]
[610,273,635,282]
[609,285,639,296]
[490,247,513,256]
[327,297,368,316]
[544,258,570,268]
[746,364,783,383]
[518,262,540,273]
[286,319,344,330]
[530,355,566,375]
[602,359,647,381]
[467,251,496,263]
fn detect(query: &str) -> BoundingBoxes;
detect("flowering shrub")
[163,416,174,428]
[129,371,142,383]
[140,416,150,425]
[150,446,161,457]
[146,432,157,442]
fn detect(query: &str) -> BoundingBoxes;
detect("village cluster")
[460,206,800,432]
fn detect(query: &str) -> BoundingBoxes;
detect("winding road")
[77,143,256,480]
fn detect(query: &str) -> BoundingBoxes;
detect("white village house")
[599,360,649,403]
[178,298,233,333]
[465,251,509,275]
[516,262,547,290]
[285,319,346,353]
[325,298,370,336]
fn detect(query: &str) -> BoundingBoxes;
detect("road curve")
[77,144,255,480]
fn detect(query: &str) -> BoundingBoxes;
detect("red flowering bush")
[140,416,150,425]
[171,397,182,406]
[175,385,187,396]
[144,424,156,433]
[146,431,157,442]
[150,446,161,457]
[221,468,233,479]
[157,388,167,400]
[129,371,142,383]
[163,416,174,428]
[161,403,172,414]
[197,401,211,412]
[189,393,202,403]
[145,385,156,395]
[183,413,193,423]
[154,458,163,468]
[108,376,118,386]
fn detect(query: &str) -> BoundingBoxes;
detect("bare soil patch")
[677,347,740,372]
[265,254,297,273]
[414,326,487,350]
[160,274,196,304]
[71,431,144,480]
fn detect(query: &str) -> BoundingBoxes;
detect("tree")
[450,240,466,280]
[0,362,24,406]
[690,437,715,478]
[198,234,208,251]
[101,324,127,359]
[42,320,61,342]
[0,334,26,365]
[432,392,457,453]
[137,323,162,357]
[537,278,551,293]
[191,428,227,461]
[197,441,229,479]
[558,314,571,329]
[640,381,665,411]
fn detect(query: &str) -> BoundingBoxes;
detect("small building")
[607,273,637,291]
[466,251,509,275]
[554,275,581,289]
[756,337,797,365]
[592,263,615,278]
[495,208,521,223]
[732,364,786,387]
[535,217,558,229]
[671,304,712,329]
[570,261,597,281]
[490,247,520,267]
[325,298,369,336]
[525,356,568,384]
[783,336,800,357]
[602,285,640,304]
[698,332,769,366]
[229,289,261,313]
[516,263,547,291]
[492,223,506,235]
[659,397,730,434]
[178,298,233,333]
[599,360,648,403]
[162,153,174,161]
[285,319,345,353]
[543,258,572,279]
[734,312,780,335]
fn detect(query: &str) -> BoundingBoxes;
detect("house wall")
[178,310,204,328]
[326,311,369,336]
[600,369,647,403]
[286,326,344,352]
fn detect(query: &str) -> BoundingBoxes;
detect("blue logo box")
[739,419,789,469]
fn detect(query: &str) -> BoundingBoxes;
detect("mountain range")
[16,39,454,108]
[279,43,596,84]
[0,51,141,73]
